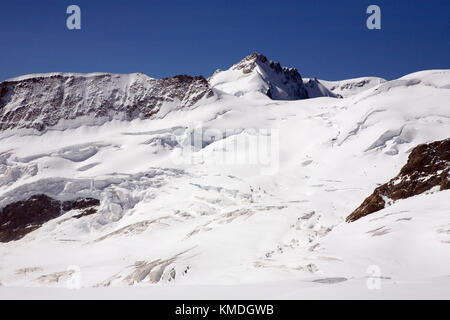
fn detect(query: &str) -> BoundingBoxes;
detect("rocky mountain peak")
[232,53,302,81]
[232,53,270,73]
[209,53,309,100]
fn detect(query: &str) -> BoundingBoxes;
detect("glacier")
[0,54,449,299]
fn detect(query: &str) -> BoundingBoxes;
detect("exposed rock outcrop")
[347,138,450,222]
[0,73,214,132]
[0,194,100,242]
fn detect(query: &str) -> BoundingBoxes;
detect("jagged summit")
[208,53,309,100]
[232,53,300,78]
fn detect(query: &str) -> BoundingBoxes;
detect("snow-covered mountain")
[0,54,449,299]
[208,53,309,100]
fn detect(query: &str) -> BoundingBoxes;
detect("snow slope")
[303,78,338,98]
[0,58,449,299]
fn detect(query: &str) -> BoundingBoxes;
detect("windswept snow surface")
[0,68,449,299]
[319,76,387,98]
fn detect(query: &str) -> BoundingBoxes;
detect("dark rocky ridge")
[347,138,450,222]
[328,79,372,92]
[0,194,100,242]
[0,73,214,132]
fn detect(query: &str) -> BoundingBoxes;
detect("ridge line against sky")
[0,0,449,82]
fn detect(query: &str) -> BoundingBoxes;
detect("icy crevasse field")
[0,68,449,299]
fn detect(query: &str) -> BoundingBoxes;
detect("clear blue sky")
[0,0,448,82]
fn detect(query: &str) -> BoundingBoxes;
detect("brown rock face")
[0,73,214,132]
[346,138,450,222]
[0,194,100,242]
